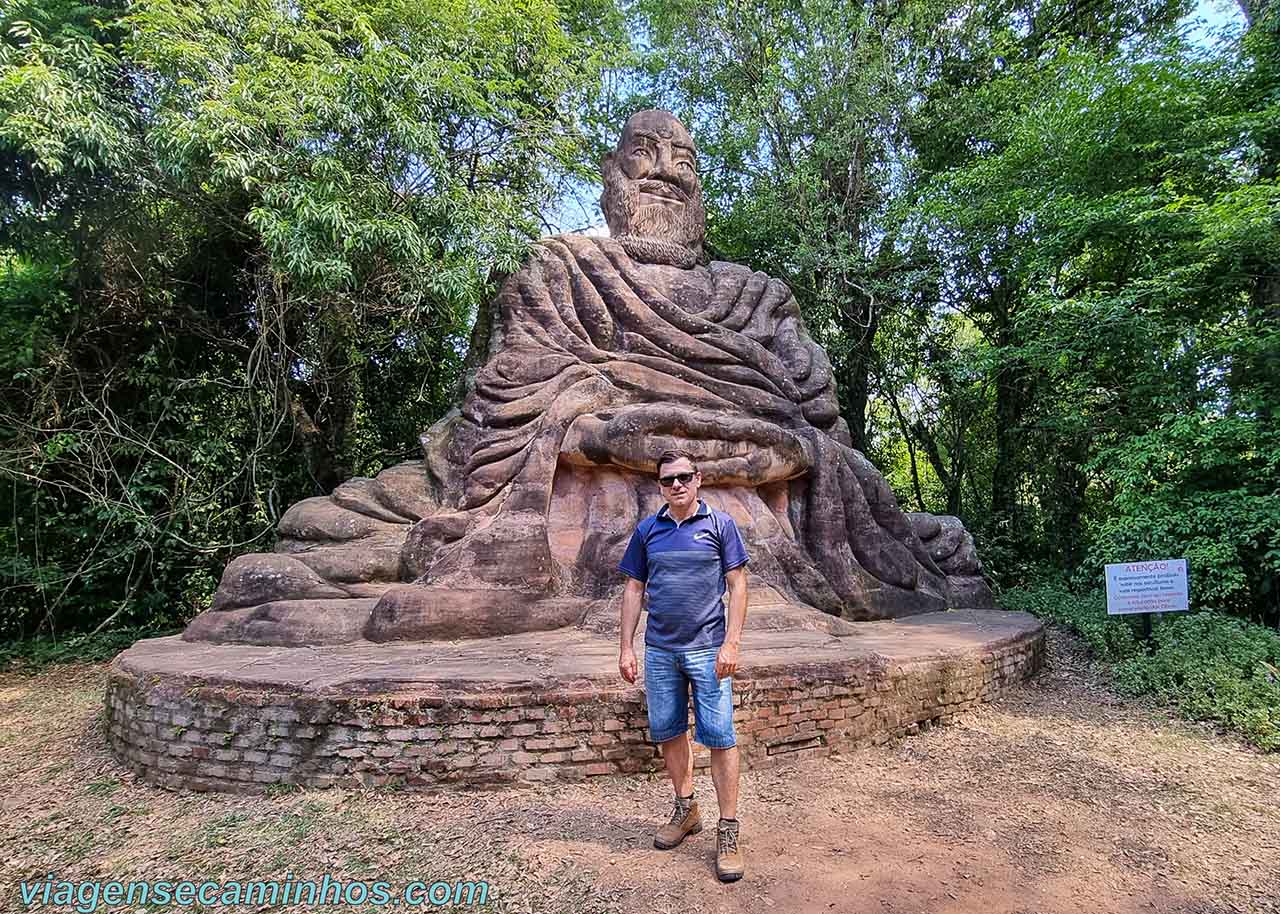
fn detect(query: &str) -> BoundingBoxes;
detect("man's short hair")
[656,448,698,476]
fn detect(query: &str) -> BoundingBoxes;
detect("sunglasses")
[658,471,697,487]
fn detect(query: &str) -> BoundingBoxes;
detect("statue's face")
[600,110,706,253]
[617,111,699,203]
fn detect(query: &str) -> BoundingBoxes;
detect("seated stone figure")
[184,110,990,647]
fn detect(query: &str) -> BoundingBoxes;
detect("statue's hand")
[561,405,811,486]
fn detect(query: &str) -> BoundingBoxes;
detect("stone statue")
[184,110,990,648]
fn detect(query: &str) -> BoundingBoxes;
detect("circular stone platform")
[104,610,1044,794]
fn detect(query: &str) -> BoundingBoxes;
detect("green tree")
[914,25,1279,616]
[0,0,625,637]
[633,0,940,451]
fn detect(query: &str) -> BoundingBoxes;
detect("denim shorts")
[643,643,736,749]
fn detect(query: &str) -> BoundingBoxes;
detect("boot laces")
[718,820,739,854]
[669,798,692,825]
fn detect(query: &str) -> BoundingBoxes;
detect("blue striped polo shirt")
[618,500,750,651]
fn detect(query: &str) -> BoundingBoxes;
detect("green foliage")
[0,0,625,639]
[633,0,944,448]
[629,0,1280,631]
[0,625,178,671]
[1001,580,1141,662]
[1004,583,1280,751]
[1114,613,1280,751]
[1088,407,1280,620]
[898,9,1278,621]
[3,0,1277,653]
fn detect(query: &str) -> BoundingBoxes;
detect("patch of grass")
[85,777,120,797]
[199,811,253,849]
[276,802,325,841]
[263,781,302,799]
[1003,584,1280,751]
[58,828,98,864]
[101,804,128,824]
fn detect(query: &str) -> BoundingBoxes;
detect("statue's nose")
[652,145,679,182]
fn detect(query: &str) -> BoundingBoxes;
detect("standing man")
[617,449,750,883]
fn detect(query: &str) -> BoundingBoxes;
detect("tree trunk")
[1045,439,1089,566]
[841,330,875,454]
[990,355,1030,544]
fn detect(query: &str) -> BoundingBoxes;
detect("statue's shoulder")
[535,232,619,257]
[497,234,617,287]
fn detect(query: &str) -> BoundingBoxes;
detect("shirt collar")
[657,499,710,524]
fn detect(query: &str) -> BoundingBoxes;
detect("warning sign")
[1105,559,1189,616]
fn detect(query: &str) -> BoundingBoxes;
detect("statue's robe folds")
[184,235,990,647]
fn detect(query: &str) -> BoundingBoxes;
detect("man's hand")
[719,565,747,680]
[618,577,644,683]
[715,641,739,680]
[619,646,638,683]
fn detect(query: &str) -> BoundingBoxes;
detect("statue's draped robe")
[408,234,950,618]
[186,233,986,646]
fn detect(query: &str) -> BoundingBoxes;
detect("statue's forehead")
[620,110,695,152]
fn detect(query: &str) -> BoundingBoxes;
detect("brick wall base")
[105,614,1044,793]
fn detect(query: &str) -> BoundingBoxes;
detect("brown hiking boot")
[716,818,744,882]
[654,795,702,849]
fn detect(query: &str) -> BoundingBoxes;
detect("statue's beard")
[600,157,706,259]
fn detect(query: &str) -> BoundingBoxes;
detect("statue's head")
[600,110,706,257]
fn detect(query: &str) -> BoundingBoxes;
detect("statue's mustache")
[636,178,688,203]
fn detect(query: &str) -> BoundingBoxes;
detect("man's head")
[600,110,706,256]
[655,448,701,515]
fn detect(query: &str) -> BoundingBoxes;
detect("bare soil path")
[2,628,1276,914]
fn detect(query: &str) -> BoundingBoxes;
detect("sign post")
[1104,559,1190,646]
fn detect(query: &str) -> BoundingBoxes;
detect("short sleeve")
[719,514,749,572]
[618,523,649,582]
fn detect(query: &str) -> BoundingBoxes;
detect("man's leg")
[661,731,694,797]
[709,745,739,820]
[645,645,702,850]
[686,646,744,881]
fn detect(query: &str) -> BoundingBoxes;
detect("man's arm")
[715,565,748,679]
[619,576,645,683]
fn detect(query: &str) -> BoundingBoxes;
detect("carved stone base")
[106,610,1044,794]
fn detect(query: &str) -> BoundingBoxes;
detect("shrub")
[1113,613,1280,752]
[0,626,179,671]
[1002,583,1280,751]
[1000,580,1141,662]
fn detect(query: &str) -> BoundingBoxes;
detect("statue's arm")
[618,576,645,683]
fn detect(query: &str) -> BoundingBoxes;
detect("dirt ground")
[1,627,1277,914]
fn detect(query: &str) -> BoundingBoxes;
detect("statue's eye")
[632,147,651,157]
[677,160,693,170]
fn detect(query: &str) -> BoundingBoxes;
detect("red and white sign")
[1105,559,1189,615]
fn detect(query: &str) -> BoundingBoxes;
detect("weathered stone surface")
[278,496,403,542]
[364,586,585,642]
[210,554,348,611]
[182,109,993,646]
[184,599,378,646]
[945,575,996,610]
[277,538,404,585]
